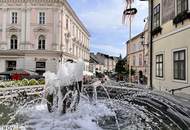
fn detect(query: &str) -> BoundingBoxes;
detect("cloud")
[78,0,126,31]
[68,0,148,57]
[78,0,148,32]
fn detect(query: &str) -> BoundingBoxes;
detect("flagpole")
[123,0,136,83]
[129,3,132,83]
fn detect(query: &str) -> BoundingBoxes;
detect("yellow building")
[126,25,149,84]
[152,0,190,94]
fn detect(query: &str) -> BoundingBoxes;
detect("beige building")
[89,53,104,75]
[126,26,149,84]
[152,0,190,94]
[96,52,119,73]
[0,0,90,75]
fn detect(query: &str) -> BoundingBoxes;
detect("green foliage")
[12,80,20,87]
[115,59,127,74]
[173,11,190,26]
[21,78,29,86]
[0,79,45,88]
[29,79,39,86]
[38,79,45,85]
[152,26,162,36]
[0,84,5,88]
[115,59,136,81]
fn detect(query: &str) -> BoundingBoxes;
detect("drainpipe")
[149,0,153,89]
[61,9,63,62]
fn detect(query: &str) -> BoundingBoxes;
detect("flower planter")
[173,11,190,27]
[152,26,162,36]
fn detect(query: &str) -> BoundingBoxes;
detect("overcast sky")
[68,0,148,57]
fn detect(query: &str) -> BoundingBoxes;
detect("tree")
[115,59,126,74]
[115,59,136,81]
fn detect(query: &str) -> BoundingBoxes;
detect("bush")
[29,79,39,86]
[0,83,5,88]
[38,79,45,85]
[0,78,45,88]
[21,79,29,86]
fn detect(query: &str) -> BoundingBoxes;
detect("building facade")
[152,0,190,94]
[126,26,149,84]
[89,53,104,75]
[0,0,90,75]
[96,52,119,73]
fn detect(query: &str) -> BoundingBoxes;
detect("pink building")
[0,0,90,75]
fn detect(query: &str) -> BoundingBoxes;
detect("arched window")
[10,35,17,49]
[38,35,45,50]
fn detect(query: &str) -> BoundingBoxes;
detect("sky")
[68,0,148,57]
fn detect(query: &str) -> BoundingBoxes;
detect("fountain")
[0,59,190,130]
[43,59,83,114]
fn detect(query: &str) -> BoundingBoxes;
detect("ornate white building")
[0,0,90,75]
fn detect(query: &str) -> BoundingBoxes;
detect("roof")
[96,52,110,58]
[90,53,104,65]
[96,52,120,60]
[113,56,120,61]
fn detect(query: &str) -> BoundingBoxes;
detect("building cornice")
[153,24,190,42]
[63,0,91,37]
[0,50,62,55]
[0,50,90,61]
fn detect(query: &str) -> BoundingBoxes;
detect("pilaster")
[2,8,7,43]
[21,8,25,46]
[26,7,31,44]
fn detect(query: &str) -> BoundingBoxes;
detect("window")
[139,54,142,66]
[173,50,186,80]
[66,38,69,52]
[156,54,163,78]
[72,24,75,35]
[153,4,160,29]
[66,18,69,30]
[11,12,17,24]
[38,35,45,50]
[177,0,188,14]
[36,62,46,75]
[133,55,136,66]
[6,61,16,71]
[10,35,18,49]
[39,12,45,24]
[73,44,75,55]
[36,62,46,68]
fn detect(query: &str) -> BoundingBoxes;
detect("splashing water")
[1,60,190,130]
